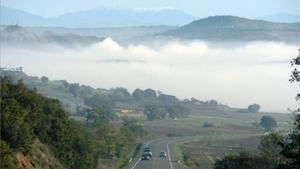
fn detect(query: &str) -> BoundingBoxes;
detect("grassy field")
[179,134,261,169]
[140,110,292,137]
[137,107,293,169]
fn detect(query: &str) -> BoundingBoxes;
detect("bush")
[214,151,273,169]
[260,116,277,131]
[202,122,216,128]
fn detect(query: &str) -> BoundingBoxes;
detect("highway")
[123,138,181,169]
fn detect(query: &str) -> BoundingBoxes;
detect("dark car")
[143,147,152,157]
[142,152,151,160]
[160,151,167,157]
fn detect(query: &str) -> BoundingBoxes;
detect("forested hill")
[1,70,261,123]
[163,15,300,43]
[0,76,144,169]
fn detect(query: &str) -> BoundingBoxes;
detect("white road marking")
[129,139,159,169]
[167,142,174,169]
[130,159,141,169]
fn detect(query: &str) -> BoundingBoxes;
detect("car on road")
[159,151,167,157]
[143,147,152,157]
[141,152,151,160]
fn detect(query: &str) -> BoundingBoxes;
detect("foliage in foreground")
[277,50,300,168]
[214,133,285,169]
[0,77,143,169]
[0,140,18,169]
[1,77,97,169]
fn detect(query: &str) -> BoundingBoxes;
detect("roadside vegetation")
[0,77,144,169]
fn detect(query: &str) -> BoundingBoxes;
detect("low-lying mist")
[2,39,298,112]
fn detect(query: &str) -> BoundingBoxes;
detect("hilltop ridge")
[163,15,300,43]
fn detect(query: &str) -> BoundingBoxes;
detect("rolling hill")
[0,25,103,47]
[256,13,300,23]
[163,15,300,43]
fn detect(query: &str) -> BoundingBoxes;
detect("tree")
[248,104,261,113]
[260,116,277,131]
[111,88,131,101]
[144,88,157,99]
[203,121,215,128]
[0,140,17,169]
[132,88,144,100]
[144,105,161,120]
[84,94,115,109]
[158,94,178,103]
[41,76,49,83]
[209,100,218,106]
[166,104,189,119]
[68,83,80,97]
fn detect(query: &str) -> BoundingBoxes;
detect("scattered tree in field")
[143,103,189,120]
[260,116,277,131]
[144,88,157,99]
[203,121,216,128]
[248,103,261,113]
[158,94,178,103]
[144,105,162,120]
[209,99,218,106]
[111,87,131,101]
[60,80,69,87]
[41,76,49,83]
[132,88,144,100]
[68,83,80,97]
[166,104,189,119]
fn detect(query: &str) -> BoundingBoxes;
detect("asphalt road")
[123,138,181,169]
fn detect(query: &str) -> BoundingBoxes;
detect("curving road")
[123,138,181,169]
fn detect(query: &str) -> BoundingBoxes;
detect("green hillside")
[0,76,144,169]
[163,15,300,43]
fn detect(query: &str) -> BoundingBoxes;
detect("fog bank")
[2,39,298,112]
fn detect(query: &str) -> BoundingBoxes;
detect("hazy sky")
[2,40,298,112]
[2,0,299,17]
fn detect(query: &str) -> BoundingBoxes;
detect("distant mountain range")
[256,13,300,23]
[163,15,300,43]
[2,16,299,46]
[1,5,196,27]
